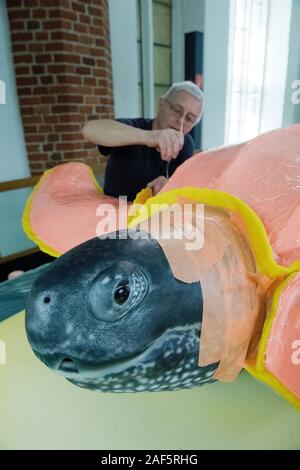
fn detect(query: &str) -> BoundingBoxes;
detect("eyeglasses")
[165,98,198,126]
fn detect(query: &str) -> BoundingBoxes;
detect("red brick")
[39,125,54,133]
[89,26,102,36]
[83,77,96,86]
[33,9,47,19]
[72,1,86,13]
[8,9,30,19]
[15,66,30,75]
[54,54,81,64]
[55,124,80,132]
[27,20,40,30]
[79,36,95,46]
[24,0,38,6]
[79,14,91,25]
[19,89,34,97]
[29,153,48,161]
[79,105,93,113]
[50,153,63,161]
[52,105,79,113]
[24,125,38,133]
[82,57,95,66]
[27,134,45,142]
[43,143,54,151]
[27,145,39,153]
[51,31,78,42]
[57,95,84,104]
[74,23,88,34]
[76,66,91,75]
[19,96,40,106]
[63,151,86,159]
[16,76,37,86]
[43,20,62,30]
[85,96,96,105]
[35,32,49,41]
[44,115,59,124]
[56,75,82,85]
[56,9,78,21]
[40,95,56,104]
[9,21,25,31]
[46,42,74,52]
[12,43,27,53]
[32,65,45,74]
[33,86,50,95]
[60,132,82,141]
[40,75,54,85]
[48,134,60,142]
[88,6,102,16]
[74,45,90,55]
[56,142,82,151]
[23,116,42,125]
[35,54,53,64]
[11,32,33,42]
[28,43,45,53]
[58,114,82,123]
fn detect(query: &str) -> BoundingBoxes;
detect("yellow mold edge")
[130,186,300,408]
[22,165,104,259]
[130,186,300,279]
[246,272,300,410]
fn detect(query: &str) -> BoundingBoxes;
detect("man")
[82,81,203,201]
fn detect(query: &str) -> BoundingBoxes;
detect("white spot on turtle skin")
[101,276,111,285]
[114,274,122,280]
[66,323,74,334]
[88,333,95,341]
[76,335,82,342]
[205,370,214,378]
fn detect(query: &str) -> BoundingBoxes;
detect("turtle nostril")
[58,357,79,373]
[43,296,51,304]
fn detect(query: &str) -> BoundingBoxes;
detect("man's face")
[156,90,203,134]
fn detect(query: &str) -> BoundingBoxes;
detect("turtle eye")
[114,282,130,305]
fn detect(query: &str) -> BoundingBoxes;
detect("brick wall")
[7,0,114,175]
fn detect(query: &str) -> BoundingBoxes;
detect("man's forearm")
[82,119,150,147]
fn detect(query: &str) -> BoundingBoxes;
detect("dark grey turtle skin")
[25,230,218,392]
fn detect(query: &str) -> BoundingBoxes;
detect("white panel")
[202,0,230,149]
[0,1,34,257]
[260,0,292,133]
[282,0,300,127]
[140,0,154,118]
[108,0,139,118]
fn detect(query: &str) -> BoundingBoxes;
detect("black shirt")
[98,118,195,201]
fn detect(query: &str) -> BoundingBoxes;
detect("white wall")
[260,0,292,133]
[202,0,230,149]
[0,2,29,180]
[108,0,140,118]
[282,0,300,127]
[0,1,34,258]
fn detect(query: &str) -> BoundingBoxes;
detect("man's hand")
[147,175,168,195]
[148,129,184,162]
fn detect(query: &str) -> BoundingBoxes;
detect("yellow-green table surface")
[0,312,299,450]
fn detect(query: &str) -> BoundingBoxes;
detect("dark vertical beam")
[185,31,204,150]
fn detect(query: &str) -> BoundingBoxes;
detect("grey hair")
[162,81,204,124]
